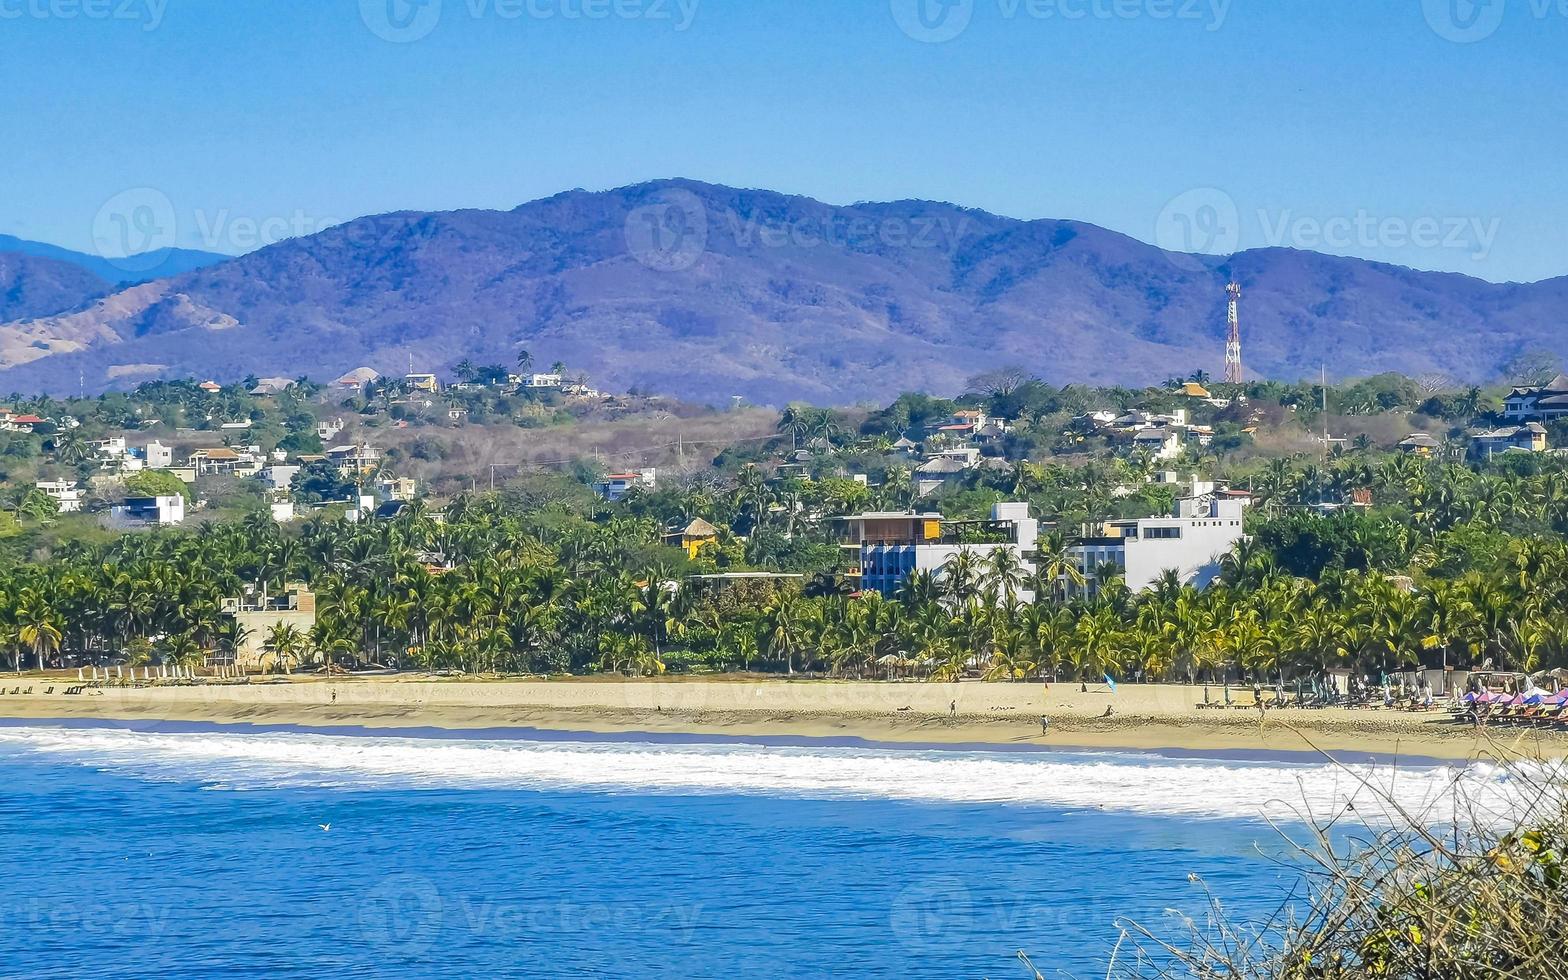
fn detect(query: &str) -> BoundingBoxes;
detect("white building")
[592,469,656,502]
[521,373,563,389]
[145,441,173,468]
[258,465,301,494]
[1068,494,1248,594]
[376,476,418,502]
[839,502,1039,600]
[1132,427,1184,461]
[108,495,185,528]
[1503,374,1568,421]
[37,480,84,513]
[326,443,382,477]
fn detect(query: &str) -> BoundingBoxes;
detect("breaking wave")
[0,725,1542,825]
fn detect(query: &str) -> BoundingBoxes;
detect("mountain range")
[0,180,1563,404]
[0,235,230,288]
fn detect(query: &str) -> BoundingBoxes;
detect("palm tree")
[776,405,811,451]
[261,623,309,675]
[764,596,810,675]
[50,428,93,465]
[985,547,1025,605]
[15,594,62,672]
[1031,531,1085,603]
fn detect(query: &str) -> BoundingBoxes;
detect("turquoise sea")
[0,723,1495,979]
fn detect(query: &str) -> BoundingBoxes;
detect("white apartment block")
[1069,494,1248,594]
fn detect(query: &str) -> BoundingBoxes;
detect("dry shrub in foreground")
[1023,754,1568,980]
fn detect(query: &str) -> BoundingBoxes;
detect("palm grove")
[6,434,1568,682]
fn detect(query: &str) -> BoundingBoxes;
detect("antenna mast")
[1224,282,1243,384]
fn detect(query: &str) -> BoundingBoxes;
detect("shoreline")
[0,712,1466,767]
[1,676,1560,762]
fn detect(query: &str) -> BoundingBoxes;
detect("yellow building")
[667,518,720,559]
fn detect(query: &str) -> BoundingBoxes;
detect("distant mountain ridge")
[0,252,108,324]
[0,235,231,286]
[0,180,1563,404]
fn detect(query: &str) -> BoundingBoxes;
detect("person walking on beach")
[1040,715,1050,735]
[950,699,956,719]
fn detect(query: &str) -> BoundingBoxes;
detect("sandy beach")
[0,675,1560,762]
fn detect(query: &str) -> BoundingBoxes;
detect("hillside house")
[334,367,380,391]
[665,518,721,559]
[36,480,84,514]
[145,441,173,469]
[187,447,260,476]
[258,465,301,495]
[1398,433,1441,456]
[913,456,970,497]
[2,413,46,433]
[1132,427,1183,461]
[404,373,440,393]
[1503,374,1568,422]
[108,495,185,528]
[375,476,418,502]
[249,377,294,395]
[326,444,382,478]
[1473,423,1548,459]
[592,469,656,502]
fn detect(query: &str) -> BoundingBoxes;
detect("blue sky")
[3,0,1564,282]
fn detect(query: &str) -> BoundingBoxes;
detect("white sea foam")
[0,726,1549,825]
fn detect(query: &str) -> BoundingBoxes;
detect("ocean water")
[0,724,1515,979]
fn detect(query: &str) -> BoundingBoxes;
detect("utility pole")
[1321,365,1329,465]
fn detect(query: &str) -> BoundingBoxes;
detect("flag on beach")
[1104,674,1117,693]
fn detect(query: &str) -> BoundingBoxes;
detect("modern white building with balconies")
[1069,493,1249,594]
